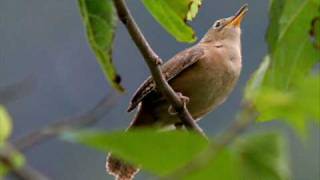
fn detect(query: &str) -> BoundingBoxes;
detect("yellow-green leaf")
[0,106,12,143]
[141,0,202,43]
[78,0,124,92]
[0,144,25,176]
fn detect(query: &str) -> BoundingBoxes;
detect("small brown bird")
[107,4,248,180]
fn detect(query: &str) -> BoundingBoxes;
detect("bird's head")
[201,4,248,45]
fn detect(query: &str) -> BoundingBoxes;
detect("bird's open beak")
[227,4,248,27]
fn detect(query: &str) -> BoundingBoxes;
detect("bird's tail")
[106,154,138,180]
[106,103,156,180]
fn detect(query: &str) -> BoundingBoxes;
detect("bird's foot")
[176,92,190,105]
[168,105,177,115]
[154,56,163,65]
[168,92,190,115]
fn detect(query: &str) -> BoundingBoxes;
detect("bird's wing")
[127,46,205,112]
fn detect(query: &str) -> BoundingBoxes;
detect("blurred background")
[0,0,319,179]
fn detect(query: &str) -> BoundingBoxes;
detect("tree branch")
[112,0,206,137]
[163,103,257,179]
[13,94,118,151]
[0,144,49,180]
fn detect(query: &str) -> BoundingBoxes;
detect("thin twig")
[0,144,49,180]
[163,103,257,179]
[112,0,205,137]
[0,75,35,105]
[13,94,118,151]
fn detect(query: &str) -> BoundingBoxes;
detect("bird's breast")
[169,50,241,119]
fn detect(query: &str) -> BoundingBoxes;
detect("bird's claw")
[168,92,190,115]
[168,105,177,115]
[176,92,190,105]
[154,57,163,65]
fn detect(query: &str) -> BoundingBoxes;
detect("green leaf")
[141,0,202,43]
[266,0,286,53]
[0,144,26,176]
[185,149,238,180]
[0,106,12,143]
[62,129,208,175]
[233,133,290,180]
[246,0,320,134]
[264,0,319,89]
[182,133,289,180]
[245,56,271,101]
[255,75,320,134]
[78,0,124,92]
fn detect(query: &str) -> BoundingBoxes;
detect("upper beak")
[227,4,248,27]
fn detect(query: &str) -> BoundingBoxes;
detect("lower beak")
[227,4,248,27]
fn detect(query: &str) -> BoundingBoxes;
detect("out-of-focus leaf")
[62,129,207,175]
[0,106,12,143]
[78,0,124,92]
[185,150,238,180]
[245,56,270,100]
[181,133,289,180]
[246,0,320,134]
[141,0,202,42]
[0,144,26,176]
[255,75,320,134]
[233,133,290,180]
[264,0,319,89]
[266,0,285,53]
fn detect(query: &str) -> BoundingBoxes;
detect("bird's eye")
[214,21,221,28]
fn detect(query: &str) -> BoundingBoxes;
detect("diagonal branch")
[112,0,206,138]
[13,94,118,151]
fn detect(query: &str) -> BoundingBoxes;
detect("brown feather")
[127,46,205,112]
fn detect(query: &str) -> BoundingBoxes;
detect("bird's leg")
[168,92,190,115]
[154,55,163,65]
[176,92,190,104]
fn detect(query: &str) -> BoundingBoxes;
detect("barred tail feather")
[106,103,156,180]
[106,154,139,180]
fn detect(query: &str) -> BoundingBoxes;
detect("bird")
[107,4,248,180]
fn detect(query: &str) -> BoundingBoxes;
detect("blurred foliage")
[187,133,289,180]
[245,0,320,134]
[78,0,124,92]
[141,0,201,42]
[64,130,288,180]
[0,106,12,144]
[232,133,289,180]
[0,144,26,177]
[63,130,207,175]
